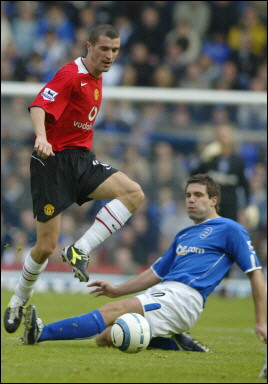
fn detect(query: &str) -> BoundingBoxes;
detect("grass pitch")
[1,290,266,383]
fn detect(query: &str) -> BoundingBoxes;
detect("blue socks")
[38,310,106,342]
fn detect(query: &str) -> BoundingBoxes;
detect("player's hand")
[34,135,55,159]
[254,321,267,343]
[87,280,120,298]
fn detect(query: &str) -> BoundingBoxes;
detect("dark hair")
[185,174,221,213]
[88,23,120,45]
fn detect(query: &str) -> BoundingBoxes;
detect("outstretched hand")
[87,280,120,298]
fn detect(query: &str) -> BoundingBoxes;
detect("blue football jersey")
[151,217,261,304]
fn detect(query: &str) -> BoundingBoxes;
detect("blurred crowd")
[1,1,267,90]
[1,1,267,274]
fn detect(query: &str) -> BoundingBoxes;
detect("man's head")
[185,174,221,224]
[85,23,120,77]
[216,123,234,146]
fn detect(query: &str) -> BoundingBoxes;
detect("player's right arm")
[30,106,55,159]
[88,236,178,298]
[88,268,161,298]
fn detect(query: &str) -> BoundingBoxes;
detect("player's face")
[185,183,218,224]
[86,35,120,77]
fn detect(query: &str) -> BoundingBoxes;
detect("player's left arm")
[247,269,267,343]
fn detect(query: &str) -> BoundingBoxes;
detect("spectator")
[151,65,175,88]
[236,76,267,131]
[121,146,150,187]
[130,212,154,266]
[227,4,267,58]
[247,163,267,230]
[120,64,138,86]
[163,41,187,82]
[208,1,238,37]
[1,42,27,81]
[78,6,97,31]
[113,15,134,55]
[172,105,193,131]
[196,53,221,88]
[210,106,231,127]
[1,1,265,90]
[149,1,174,37]
[192,124,250,221]
[33,30,70,82]
[37,4,75,45]
[230,30,259,89]
[165,20,201,65]
[1,5,13,54]
[173,1,211,39]
[160,198,192,240]
[180,62,212,89]
[11,1,38,58]
[135,104,166,152]
[129,6,165,61]
[127,42,156,86]
[214,60,239,90]
[95,101,131,133]
[148,142,186,202]
[202,32,231,65]
[113,246,137,274]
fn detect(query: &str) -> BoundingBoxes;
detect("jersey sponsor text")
[176,244,205,256]
[74,121,92,130]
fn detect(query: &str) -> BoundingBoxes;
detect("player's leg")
[95,297,145,347]
[86,171,144,212]
[95,327,113,347]
[22,297,143,344]
[4,215,61,333]
[62,172,144,281]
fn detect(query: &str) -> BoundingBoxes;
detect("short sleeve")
[151,236,177,278]
[226,223,262,273]
[29,68,75,121]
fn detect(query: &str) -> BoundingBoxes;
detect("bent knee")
[123,182,145,211]
[33,240,57,259]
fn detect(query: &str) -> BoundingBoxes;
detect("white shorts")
[136,281,203,337]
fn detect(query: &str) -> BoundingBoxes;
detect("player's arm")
[30,106,55,159]
[89,236,177,298]
[247,269,267,342]
[88,267,161,298]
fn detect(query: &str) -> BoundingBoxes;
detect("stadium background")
[1,1,267,291]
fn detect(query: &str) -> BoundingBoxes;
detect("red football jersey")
[29,57,103,151]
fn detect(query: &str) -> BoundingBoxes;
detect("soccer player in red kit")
[4,23,144,334]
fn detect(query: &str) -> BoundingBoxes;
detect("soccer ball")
[111,313,152,353]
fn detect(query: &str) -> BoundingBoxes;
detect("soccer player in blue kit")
[21,174,267,354]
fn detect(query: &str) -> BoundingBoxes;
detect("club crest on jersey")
[94,89,99,100]
[44,204,55,216]
[200,227,212,239]
[41,88,58,101]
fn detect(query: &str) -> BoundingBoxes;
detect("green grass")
[1,290,266,383]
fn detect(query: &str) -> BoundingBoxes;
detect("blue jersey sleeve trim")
[150,266,163,279]
[244,267,262,273]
